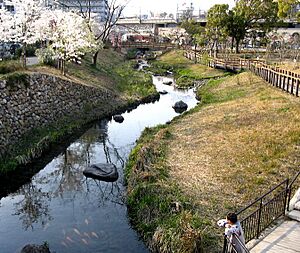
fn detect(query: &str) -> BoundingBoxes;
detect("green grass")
[0,60,23,74]
[0,49,158,172]
[66,51,156,98]
[126,126,208,253]
[126,71,300,252]
[0,72,30,90]
[149,50,226,88]
[197,77,247,105]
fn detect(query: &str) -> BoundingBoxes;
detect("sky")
[123,0,236,16]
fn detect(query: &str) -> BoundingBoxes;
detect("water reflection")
[13,183,52,231]
[0,76,198,253]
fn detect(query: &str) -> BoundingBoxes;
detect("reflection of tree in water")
[11,119,132,230]
[13,183,52,230]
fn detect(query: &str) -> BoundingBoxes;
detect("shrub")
[0,60,23,74]
[35,48,56,67]
[5,72,30,90]
[126,48,139,60]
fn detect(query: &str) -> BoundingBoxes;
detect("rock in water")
[159,90,168,95]
[21,244,51,253]
[113,115,124,123]
[83,163,119,182]
[173,100,188,113]
[163,81,173,85]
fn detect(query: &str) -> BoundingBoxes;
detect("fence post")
[296,79,299,97]
[285,179,290,212]
[222,235,228,253]
[256,198,263,239]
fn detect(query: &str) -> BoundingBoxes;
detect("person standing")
[218,212,246,253]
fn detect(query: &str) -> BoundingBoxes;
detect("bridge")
[116,17,207,27]
[120,41,176,50]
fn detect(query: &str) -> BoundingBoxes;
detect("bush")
[126,48,139,60]
[0,60,23,74]
[5,72,30,90]
[35,48,56,67]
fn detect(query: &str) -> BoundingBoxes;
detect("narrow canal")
[0,75,198,253]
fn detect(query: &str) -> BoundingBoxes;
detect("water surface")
[0,76,198,253]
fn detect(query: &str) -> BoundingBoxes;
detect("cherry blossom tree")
[71,0,129,65]
[0,8,13,43]
[35,9,100,74]
[5,0,45,67]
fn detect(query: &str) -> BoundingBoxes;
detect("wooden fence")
[184,50,300,97]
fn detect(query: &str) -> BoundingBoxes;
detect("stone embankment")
[0,73,118,158]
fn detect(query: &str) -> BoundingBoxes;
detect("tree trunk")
[22,42,27,68]
[93,50,99,66]
[231,37,234,52]
[194,44,197,64]
[235,39,240,54]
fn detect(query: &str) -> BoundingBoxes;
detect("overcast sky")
[124,0,236,16]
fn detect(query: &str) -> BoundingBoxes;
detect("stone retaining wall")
[0,73,118,158]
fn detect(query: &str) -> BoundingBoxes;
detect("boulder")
[159,90,168,95]
[163,81,173,85]
[113,115,124,123]
[83,163,119,182]
[21,244,51,253]
[133,63,139,70]
[173,100,188,113]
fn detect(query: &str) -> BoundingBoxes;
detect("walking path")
[251,220,300,252]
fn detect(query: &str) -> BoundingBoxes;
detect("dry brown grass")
[166,71,300,228]
[276,62,300,74]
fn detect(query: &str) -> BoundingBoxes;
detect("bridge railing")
[120,42,176,49]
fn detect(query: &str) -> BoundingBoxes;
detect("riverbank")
[0,49,158,173]
[149,50,227,88]
[126,52,300,252]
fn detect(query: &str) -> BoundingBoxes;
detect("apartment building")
[52,0,109,22]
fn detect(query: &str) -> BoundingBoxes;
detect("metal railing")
[237,179,289,244]
[223,234,250,253]
[222,170,300,252]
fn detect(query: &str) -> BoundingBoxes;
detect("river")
[0,75,198,253]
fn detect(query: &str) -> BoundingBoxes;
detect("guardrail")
[223,233,250,253]
[222,171,300,252]
[184,50,300,97]
[237,179,289,244]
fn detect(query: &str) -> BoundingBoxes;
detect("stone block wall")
[0,73,118,157]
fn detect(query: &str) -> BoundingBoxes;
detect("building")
[52,0,109,22]
[0,0,15,13]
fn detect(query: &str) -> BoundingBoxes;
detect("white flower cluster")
[0,0,101,62]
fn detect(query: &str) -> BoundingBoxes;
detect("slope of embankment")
[0,49,157,172]
[126,51,300,252]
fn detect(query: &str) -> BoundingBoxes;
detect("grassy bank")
[0,49,157,172]
[150,50,226,88]
[126,70,300,252]
[125,126,205,253]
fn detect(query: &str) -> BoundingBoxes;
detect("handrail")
[223,233,250,253]
[288,170,300,189]
[237,179,288,215]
